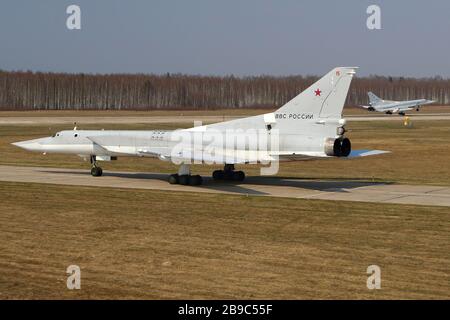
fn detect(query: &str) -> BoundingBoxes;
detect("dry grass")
[1,120,450,185]
[0,182,448,299]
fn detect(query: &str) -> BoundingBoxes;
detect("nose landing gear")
[90,155,103,177]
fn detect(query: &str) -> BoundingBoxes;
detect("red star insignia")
[314,88,322,96]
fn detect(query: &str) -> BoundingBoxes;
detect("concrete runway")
[1,165,450,207]
[1,113,450,125]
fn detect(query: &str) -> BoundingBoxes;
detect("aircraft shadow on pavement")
[40,169,388,195]
[102,172,269,195]
[241,176,388,193]
[102,172,268,196]
[40,169,267,195]
[41,169,169,182]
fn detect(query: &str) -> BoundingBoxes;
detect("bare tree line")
[0,70,449,110]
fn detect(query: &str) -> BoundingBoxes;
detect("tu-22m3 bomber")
[13,67,389,186]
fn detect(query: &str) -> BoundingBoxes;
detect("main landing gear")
[168,164,246,185]
[168,164,203,186]
[212,164,245,182]
[90,155,103,177]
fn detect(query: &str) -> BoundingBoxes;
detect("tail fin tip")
[276,66,358,119]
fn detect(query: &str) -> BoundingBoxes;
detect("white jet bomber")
[361,91,435,116]
[13,67,389,186]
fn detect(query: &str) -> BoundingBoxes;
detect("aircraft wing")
[86,136,137,155]
[168,147,265,164]
[164,148,390,163]
[86,135,253,163]
[380,99,436,113]
[178,152,250,164]
[396,106,414,112]
[87,135,389,164]
[276,149,390,161]
[170,148,390,163]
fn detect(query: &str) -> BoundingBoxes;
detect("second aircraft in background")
[360,92,435,115]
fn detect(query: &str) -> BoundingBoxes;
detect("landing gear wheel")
[213,170,224,180]
[168,174,179,184]
[178,175,190,185]
[223,170,234,180]
[213,166,245,182]
[91,167,103,177]
[340,138,351,157]
[189,175,203,186]
[232,171,245,181]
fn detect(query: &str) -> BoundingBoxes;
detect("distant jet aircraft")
[13,67,388,185]
[361,92,435,116]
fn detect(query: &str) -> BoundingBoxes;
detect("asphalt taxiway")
[1,165,449,207]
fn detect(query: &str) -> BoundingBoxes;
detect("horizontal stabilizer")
[348,149,391,158]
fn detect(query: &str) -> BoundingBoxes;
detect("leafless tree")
[0,70,448,110]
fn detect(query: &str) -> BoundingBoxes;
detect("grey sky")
[1,0,449,77]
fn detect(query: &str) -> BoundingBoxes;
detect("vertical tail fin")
[368,92,382,105]
[276,67,357,119]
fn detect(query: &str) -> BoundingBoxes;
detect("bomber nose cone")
[11,139,44,152]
